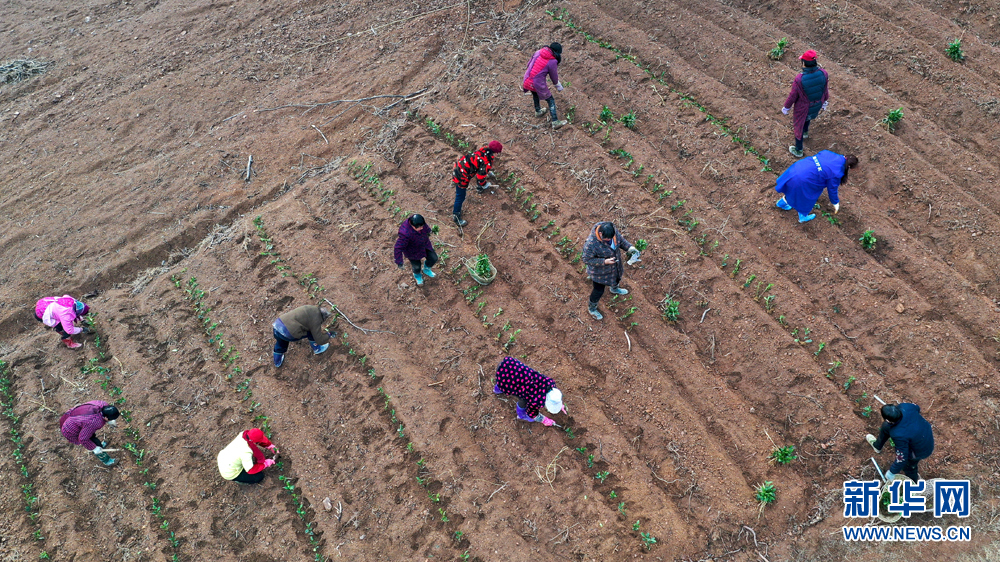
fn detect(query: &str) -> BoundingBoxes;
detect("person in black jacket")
[866,403,934,481]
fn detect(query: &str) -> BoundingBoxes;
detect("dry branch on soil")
[0,59,50,84]
[535,446,569,490]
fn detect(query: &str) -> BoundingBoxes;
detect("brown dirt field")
[2,0,1000,560]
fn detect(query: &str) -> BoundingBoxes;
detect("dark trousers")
[273,328,315,355]
[89,435,103,448]
[233,469,266,484]
[36,313,70,338]
[795,120,811,151]
[409,248,439,274]
[453,185,467,216]
[873,423,923,481]
[532,92,558,121]
[589,281,607,305]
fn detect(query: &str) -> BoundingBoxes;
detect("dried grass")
[0,59,51,85]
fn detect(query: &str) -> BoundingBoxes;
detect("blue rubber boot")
[609,286,628,295]
[776,197,792,211]
[413,271,424,286]
[798,212,816,223]
[310,342,329,355]
[273,353,285,367]
[493,384,502,394]
[422,266,436,279]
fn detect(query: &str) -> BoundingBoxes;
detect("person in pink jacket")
[522,42,567,130]
[35,295,90,349]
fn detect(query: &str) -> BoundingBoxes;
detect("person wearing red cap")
[217,428,279,484]
[450,141,502,227]
[782,50,829,158]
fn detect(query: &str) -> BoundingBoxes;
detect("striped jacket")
[452,147,495,188]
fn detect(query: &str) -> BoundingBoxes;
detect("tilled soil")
[2,0,999,560]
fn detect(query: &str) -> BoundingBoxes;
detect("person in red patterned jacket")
[60,401,119,466]
[451,140,502,227]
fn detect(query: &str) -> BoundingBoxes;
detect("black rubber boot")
[453,214,467,227]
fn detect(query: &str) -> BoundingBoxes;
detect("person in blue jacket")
[775,150,858,223]
[866,403,934,481]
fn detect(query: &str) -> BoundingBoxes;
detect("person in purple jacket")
[393,214,437,287]
[775,150,858,223]
[782,50,830,158]
[60,401,119,466]
[493,356,567,427]
[522,42,567,130]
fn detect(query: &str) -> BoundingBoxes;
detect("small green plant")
[827,360,842,377]
[879,108,904,133]
[640,532,657,551]
[599,105,615,124]
[454,531,464,542]
[822,212,841,226]
[661,296,680,323]
[40,553,50,560]
[619,110,637,129]
[460,551,470,561]
[634,239,648,251]
[862,405,873,417]
[619,306,637,320]
[754,481,777,508]
[609,490,618,499]
[769,37,789,60]
[844,376,857,390]
[587,454,594,468]
[595,471,610,483]
[814,342,827,356]
[946,38,965,62]
[618,502,627,515]
[439,508,449,522]
[431,224,440,234]
[763,295,776,312]
[474,253,494,279]
[768,445,797,465]
[860,230,877,251]
[632,520,641,532]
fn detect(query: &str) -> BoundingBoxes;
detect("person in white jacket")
[217,428,278,484]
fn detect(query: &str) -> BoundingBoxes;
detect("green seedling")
[460,552,470,561]
[609,490,618,499]
[879,108,904,133]
[599,105,615,124]
[619,306,637,320]
[814,342,827,356]
[431,224,440,234]
[618,502,627,515]
[743,274,756,289]
[632,520,641,532]
[763,295,776,312]
[595,471,610,483]
[946,38,965,62]
[587,454,594,468]
[661,297,680,323]
[844,376,857,390]
[575,447,587,454]
[860,230,877,251]
[862,406,873,417]
[619,110,637,129]
[730,259,742,278]
[439,508,449,522]
[670,199,686,211]
[634,239,648,251]
[428,492,441,502]
[640,532,657,551]
[565,426,576,439]
[822,212,841,226]
[454,531,464,542]
[40,553,50,560]
[754,481,777,510]
[768,445,797,465]
[769,37,789,60]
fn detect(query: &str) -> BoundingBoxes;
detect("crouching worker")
[272,305,335,367]
[60,401,119,466]
[493,356,567,426]
[217,428,278,484]
[35,294,90,349]
[866,403,934,481]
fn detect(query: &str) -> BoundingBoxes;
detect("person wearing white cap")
[493,356,566,426]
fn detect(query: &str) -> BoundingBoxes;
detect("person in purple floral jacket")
[493,356,566,426]
[60,400,119,466]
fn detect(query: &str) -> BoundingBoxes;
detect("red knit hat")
[488,140,503,154]
[799,50,818,61]
[244,428,268,444]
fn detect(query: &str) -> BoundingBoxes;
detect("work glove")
[107,419,118,427]
[92,447,104,455]
[326,330,337,339]
[541,417,556,427]
[833,203,840,214]
[267,444,277,451]
[263,459,276,468]
[79,326,93,334]
[884,471,896,481]
[822,101,829,111]
[476,182,492,192]
[781,107,790,115]
[556,82,564,92]
[488,170,496,179]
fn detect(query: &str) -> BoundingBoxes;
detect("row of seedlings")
[170,273,327,558]
[0,360,51,559]
[79,313,185,560]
